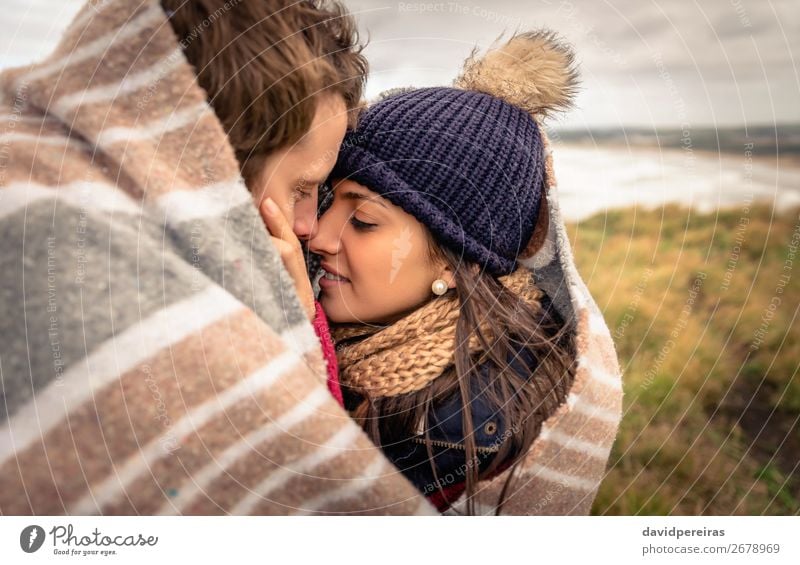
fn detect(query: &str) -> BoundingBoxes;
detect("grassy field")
[566,202,800,515]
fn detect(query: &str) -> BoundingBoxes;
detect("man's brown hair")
[161,0,368,185]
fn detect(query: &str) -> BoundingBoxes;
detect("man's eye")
[293,189,312,202]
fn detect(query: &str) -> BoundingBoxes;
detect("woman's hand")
[258,197,316,321]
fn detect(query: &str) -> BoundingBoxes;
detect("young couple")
[0,0,622,516]
[246,20,582,512]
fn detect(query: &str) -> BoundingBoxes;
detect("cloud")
[2,0,797,126]
[0,0,83,68]
[346,0,799,126]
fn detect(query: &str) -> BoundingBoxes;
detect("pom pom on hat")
[454,30,579,119]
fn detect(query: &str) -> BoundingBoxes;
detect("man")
[0,0,434,515]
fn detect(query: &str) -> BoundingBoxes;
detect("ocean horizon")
[550,127,800,221]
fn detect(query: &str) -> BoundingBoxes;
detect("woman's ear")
[446,271,456,290]
[439,265,457,289]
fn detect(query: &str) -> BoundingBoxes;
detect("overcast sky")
[2,0,798,128]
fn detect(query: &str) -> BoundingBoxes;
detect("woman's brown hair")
[350,205,577,515]
[161,0,368,186]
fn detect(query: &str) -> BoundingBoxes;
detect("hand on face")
[258,197,316,320]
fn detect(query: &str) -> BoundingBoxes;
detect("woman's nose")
[308,209,341,256]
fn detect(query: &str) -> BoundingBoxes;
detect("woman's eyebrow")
[339,190,388,209]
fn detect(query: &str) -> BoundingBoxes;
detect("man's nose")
[293,213,318,242]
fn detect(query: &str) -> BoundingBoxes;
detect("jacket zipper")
[411,436,500,454]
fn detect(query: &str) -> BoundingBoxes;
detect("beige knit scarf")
[331,266,543,399]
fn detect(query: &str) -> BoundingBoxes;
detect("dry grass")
[567,202,800,515]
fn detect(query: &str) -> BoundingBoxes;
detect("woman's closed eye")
[350,215,377,231]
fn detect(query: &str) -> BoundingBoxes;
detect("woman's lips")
[318,266,350,289]
[318,275,349,289]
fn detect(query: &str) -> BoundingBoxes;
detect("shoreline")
[548,143,800,222]
[552,141,800,169]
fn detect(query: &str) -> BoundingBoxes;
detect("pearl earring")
[431,279,448,296]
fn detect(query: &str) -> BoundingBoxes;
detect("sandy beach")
[552,144,800,222]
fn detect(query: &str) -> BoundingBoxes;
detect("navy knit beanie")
[330,31,578,276]
[331,87,543,275]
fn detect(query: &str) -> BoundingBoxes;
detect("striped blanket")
[0,0,623,516]
[0,0,433,515]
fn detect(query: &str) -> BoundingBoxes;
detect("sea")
[548,124,800,221]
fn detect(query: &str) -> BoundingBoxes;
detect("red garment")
[427,457,516,513]
[427,482,467,513]
[311,300,344,407]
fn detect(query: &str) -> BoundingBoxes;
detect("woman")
[310,179,574,514]
[264,31,623,515]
